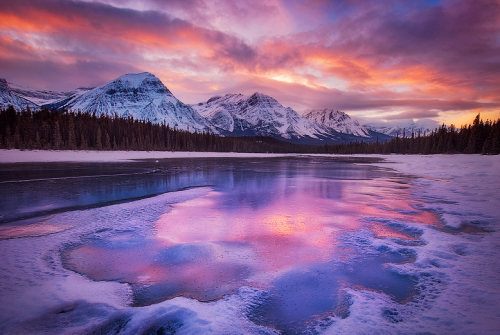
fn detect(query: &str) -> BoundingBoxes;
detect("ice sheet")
[0,154,499,334]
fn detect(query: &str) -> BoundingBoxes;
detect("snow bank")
[0,149,290,163]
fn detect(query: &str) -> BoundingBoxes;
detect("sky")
[1,0,499,127]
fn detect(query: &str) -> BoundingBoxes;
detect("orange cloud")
[1,0,499,124]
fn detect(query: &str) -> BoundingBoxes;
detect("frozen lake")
[0,154,499,334]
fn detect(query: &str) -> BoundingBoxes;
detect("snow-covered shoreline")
[0,149,294,163]
[2,149,499,166]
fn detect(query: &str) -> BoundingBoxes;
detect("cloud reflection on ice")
[62,158,428,332]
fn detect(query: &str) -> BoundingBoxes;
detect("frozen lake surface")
[0,154,499,334]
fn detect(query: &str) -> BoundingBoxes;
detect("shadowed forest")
[0,106,499,155]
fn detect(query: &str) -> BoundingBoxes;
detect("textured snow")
[320,154,500,334]
[303,108,370,137]
[0,187,278,334]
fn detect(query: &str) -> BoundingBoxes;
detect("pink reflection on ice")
[64,174,440,305]
[155,190,339,274]
[0,218,73,240]
[152,178,433,283]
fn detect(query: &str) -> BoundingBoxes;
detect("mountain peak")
[250,92,273,99]
[248,92,278,106]
[113,72,162,87]
[207,96,222,104]
[102,72,172,96]
[304,108,370,137]
[49,72,214,133]
[116,71,154,82]
[0,78,8,89]
[191,90,333,140]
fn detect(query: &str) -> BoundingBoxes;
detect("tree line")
[0,106,308,153]
[322,114,500,155]
[0,106,499,155]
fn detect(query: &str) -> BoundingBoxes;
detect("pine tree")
[13,126,20,149]
[34,131,41,149]
[53,121,63,150]
[80,132,88,150]
[104,131,111,150]
[96,126,103,150]
[486,122,500,155]
[67,117,77,150]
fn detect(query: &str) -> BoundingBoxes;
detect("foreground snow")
[320,154,500,333]
[0,152,499,334]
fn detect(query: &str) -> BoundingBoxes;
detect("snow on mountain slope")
[0,79,42,110]
[303,109,370,137]
[60,73,215,133]
[0,78,88,110]
[8,82,76,106]
[191,93,337,140]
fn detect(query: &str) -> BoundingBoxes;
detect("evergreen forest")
[0,106,499,155]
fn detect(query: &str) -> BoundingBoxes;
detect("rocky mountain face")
[8,82,76,106]
[191,93,356,143]
[303,109,370,138]
[0,78,93,111]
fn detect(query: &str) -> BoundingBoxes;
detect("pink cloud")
[0,0,498,124]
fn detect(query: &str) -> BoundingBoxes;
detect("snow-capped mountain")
[55,73,214,133]
[365,124,433,137]
[191,93,342,142]
[303,109,370,137]
[1,72,396,143]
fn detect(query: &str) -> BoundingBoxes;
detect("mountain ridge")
[1,73,393,144]
[191,93,342,141]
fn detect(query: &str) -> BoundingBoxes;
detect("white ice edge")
[0,149,292,163]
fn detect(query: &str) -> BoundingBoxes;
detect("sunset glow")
[1,0,499,126]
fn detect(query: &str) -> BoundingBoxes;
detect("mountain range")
[0,72,401,144]
[364,124,433,138]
